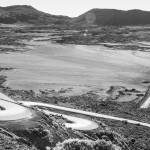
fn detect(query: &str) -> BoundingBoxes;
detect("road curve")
[0,93,14,102]
[20,101,150,128]
[42,110,98,130]
[0,95,98,130]
[0,92,150,130]
[0,99,33,120]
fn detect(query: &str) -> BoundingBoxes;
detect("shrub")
[53,139,121,150]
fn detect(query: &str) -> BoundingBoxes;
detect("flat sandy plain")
[0,38,150,95]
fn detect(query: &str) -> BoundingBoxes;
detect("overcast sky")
[1,0,150,17]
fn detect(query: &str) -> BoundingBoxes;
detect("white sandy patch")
[0,99,33,120]
[140,97,150,108]
[42,110,98,130]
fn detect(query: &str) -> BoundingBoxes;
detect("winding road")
[0,93,98,130]
[0,93,150,131]
[20,101,150,128]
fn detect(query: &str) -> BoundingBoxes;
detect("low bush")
[53,139,121,150]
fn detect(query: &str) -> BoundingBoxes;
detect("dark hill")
[71,9,150,26]
[0,5,70,25]
[1,6,150,26]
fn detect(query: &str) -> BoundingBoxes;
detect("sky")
[1,0,150,17]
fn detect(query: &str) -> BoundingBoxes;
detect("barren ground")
[0,39,150,97]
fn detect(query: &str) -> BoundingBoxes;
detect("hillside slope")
[1,6,150,26]
[71,9,150,26]
[0,5,70,25]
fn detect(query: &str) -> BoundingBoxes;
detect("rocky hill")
[0,5,70,25]
[71,9,150,26]
[1,5,150,27]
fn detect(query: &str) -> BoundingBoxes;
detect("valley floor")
[0,25,150,149]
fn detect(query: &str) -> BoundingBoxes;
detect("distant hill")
[71,9,150,26]
[0,5,70,25]
[1,6,150,26]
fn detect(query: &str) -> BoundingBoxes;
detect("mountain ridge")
[72,8,150,26]
[0,5,70,25]
[0,5,150,26]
